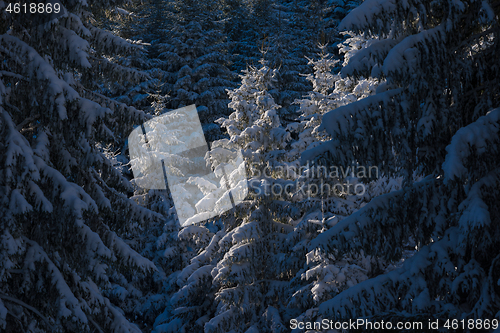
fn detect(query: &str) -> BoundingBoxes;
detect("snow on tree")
[5,0,496,332]
[149,47,404,331]
[128,104,247,227]
[102,0,236,143]
[223,0,364,116]
[145,0,236,142]
[150,57,336,333]
[288,40,381,164]
[217,58,290,167]
[300,0,500,325]
[0,1,166,331]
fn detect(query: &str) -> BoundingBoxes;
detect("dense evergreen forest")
[1,0,500,332]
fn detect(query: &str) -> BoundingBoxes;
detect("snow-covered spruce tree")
[299,0,500,326]
[287,41,380,163]
[202,61,292,332]
[218,0,261,71]
[86,1,164,112]
[151,59,296,333]
[152,0,236,133]
[179,58,404,332]
[0,1,166,332]
[283,175,408,319]
[99,0,234,140]
[218,58,290,166]
[271,42,403,319]
[261,0,364,117]
[287,45,341,162]
[112,0,184,45]
[256,1,316,116]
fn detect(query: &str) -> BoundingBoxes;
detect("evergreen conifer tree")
[0,1,164,331]
[288,42,379,162]
[300,0,500,325]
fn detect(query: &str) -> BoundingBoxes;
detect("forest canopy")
[1,0,499,332]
